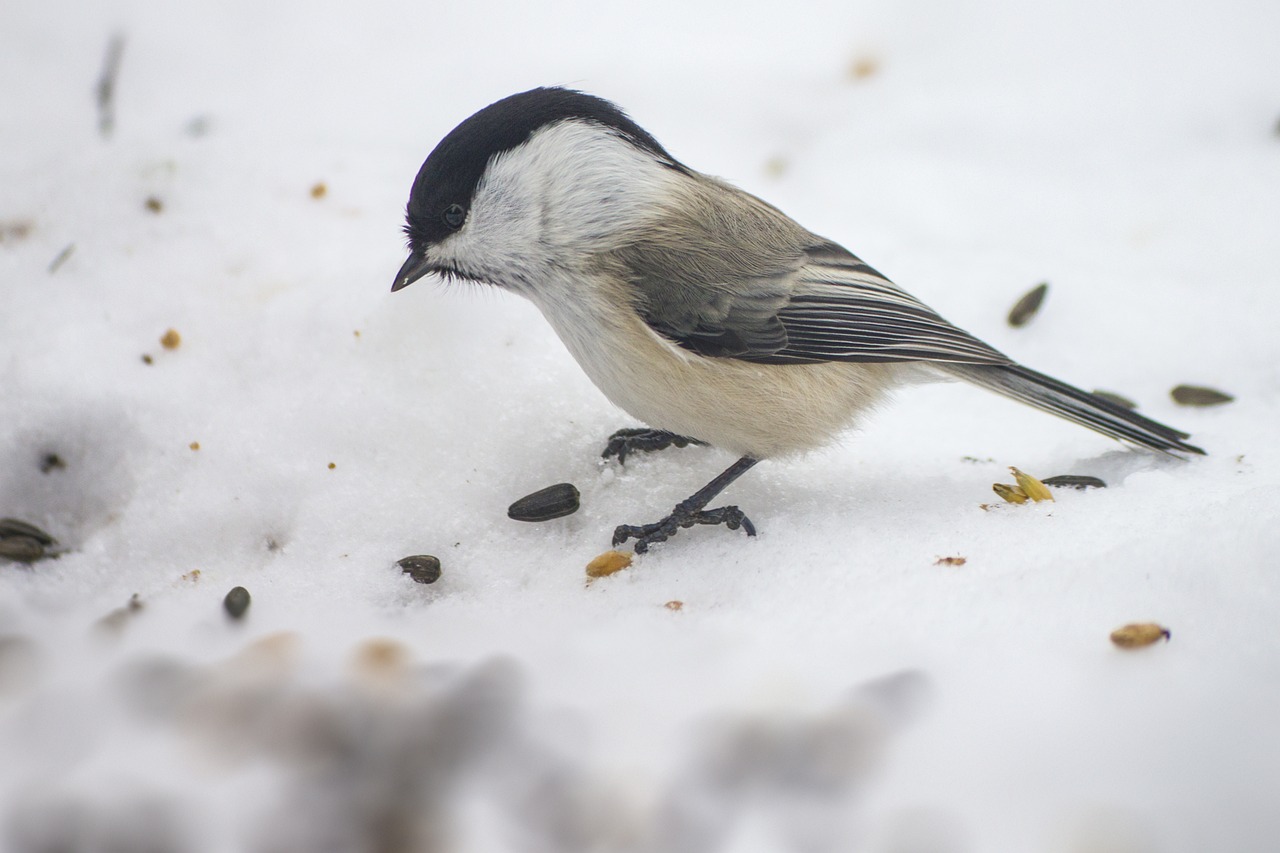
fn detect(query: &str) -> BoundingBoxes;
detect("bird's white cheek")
[430,214,541,289]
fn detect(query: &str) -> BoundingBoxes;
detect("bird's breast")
[529,275,906,458]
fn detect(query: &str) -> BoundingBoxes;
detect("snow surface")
[3,0,1279,850]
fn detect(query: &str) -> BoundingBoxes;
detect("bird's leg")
[613,456,759,553]
[602,427,707,465]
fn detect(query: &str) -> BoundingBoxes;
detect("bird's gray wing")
[619,231,1009,366]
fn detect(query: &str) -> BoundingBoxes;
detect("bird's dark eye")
[442,203,467,229]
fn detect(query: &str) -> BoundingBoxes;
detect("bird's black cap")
[399,87,677,267]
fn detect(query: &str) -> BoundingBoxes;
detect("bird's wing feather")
[615,196,1009,366]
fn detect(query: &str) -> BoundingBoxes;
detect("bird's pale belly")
[549,307,904,459]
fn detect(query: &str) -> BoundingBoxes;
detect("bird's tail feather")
[943,363,1205,455]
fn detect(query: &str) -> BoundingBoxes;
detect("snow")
[3,0,1279,849]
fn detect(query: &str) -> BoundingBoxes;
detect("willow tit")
[393,87,1202,552]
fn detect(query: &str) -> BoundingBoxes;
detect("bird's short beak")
[391,251,433,292]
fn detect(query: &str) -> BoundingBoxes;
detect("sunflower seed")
[1007,282,1048,327]
[398,554,442,584]
[1170,384,1234,407]
[223,586,251,619]
[0,537,45,563]
[0,519,55,546]
[1041,475,1107,489]
[507,482,580,522]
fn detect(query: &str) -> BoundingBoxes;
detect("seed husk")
[0,537,45,563]
[40,453,66,473]
[96,594,143,634]
[992,483,1029,504]
[934,556,967,566]
[223,586,251,619]
[1110,623,1171,649]
[0,519,56,546]
[397,554,442,584]
[1010,467,1054,502]
[507,482,580,522]
[1170,384,1233,407]
[1092,389,1138,410]
[1041,474,1107,489]
[586,550,632,578]
[1007,282,1048,327]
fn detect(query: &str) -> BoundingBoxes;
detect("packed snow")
[3,0,1279,850]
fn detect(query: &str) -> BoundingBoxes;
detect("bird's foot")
[612,504,756,553]
[602,428,706,465]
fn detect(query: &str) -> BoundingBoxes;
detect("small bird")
[393,87,1202,552]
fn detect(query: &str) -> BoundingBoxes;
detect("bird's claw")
[602,428,705,465]
[612,505,756,553]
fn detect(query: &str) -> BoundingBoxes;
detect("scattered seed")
[185,115,212,137]
[39,453,66,473]
[398,554,442,584]
[1092,389,1137,410]
[0,537,45,563]
[1110,622,1170,649]
[160,328,181,349]
[1171,384,1233,407]
[0,519,56,546]
[664,600,684,611]
[96,33,125,138]
[145,196,164,213]
[1007,282,1048,327]
[508,482,581,522]
[934,556,967,566]
[310,182,327,199]
[352,638,409,678]
[189,441,200,451]
[847,54,880,80]
[1010,467,1054,502]
[586,550,632,578]
[327,462,336,470]
[48,243,75,273]
[96,593,143,634]
[223,586,251,619]
[1041,474,1107,489]
[0,220,33,243]
[992,483,1028,504]
[141,353,154,365]
[763,156,789,178]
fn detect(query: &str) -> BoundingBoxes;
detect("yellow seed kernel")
[1010,467,1054,502]
[992,483,1028,504]
[1110,623,1171,649]
[586,550,632,578]
[160,328,181,349]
